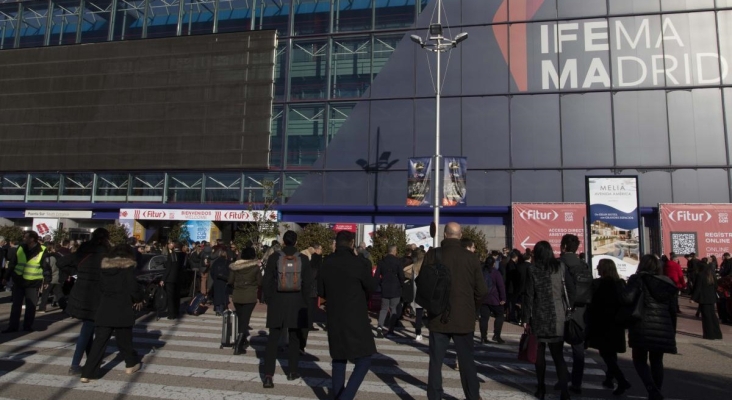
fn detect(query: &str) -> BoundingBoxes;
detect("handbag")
[562,267,585,345]
[616,280,645,328]
[518,325,538,364]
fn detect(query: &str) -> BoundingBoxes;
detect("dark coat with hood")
[95,257,145,328]
[587,277,627,353]
[308,253,322,298]
[59,242,109,321]
[621,272,678,354]
[692,264,718,305]
[210,255,231,307]
[263,246,312,328]
[376,253,405,299]
[318,246,377,360]
[422,238,488,334]
[228,259,262,304]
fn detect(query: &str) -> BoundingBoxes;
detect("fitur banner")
[659,204,732,268]
[512,203,586,256]
[32,218,59,237]
[586,176,642,280]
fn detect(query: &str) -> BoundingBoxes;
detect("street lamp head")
[454,32,468,45]
[410,35,424,47]
[429,23,443,37]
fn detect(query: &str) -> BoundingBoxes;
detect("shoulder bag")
[615,278,645,328]
[562,266,584,345]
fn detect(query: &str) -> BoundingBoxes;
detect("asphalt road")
[0,292,730,400]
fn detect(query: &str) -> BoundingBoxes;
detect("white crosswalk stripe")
[0,311,613,399]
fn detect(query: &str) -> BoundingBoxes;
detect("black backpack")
[415,248,452,323]
[569,261,593,306]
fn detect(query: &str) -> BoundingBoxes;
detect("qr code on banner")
[671,232,697,255]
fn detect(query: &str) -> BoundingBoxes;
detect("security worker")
[2,231,47,333]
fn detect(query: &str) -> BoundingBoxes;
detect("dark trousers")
[632,348,664,398]
[478,304,504,339]
[165,282,179,318]
[700,303,723,339]
[38,283,63,311]
[414,308,424,336]
[599,349,627,384]
[233,302,256,337]
[264,326,304,376]
[427,332,480,400]
[8,285,39,331]
[506,293,519,321]
[536,341,569,390]
[570,341,585,387]
[308,296,319,327]
[332,356,372,400]
[81,326,138,379]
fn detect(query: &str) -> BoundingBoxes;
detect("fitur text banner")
[660,203,732,269]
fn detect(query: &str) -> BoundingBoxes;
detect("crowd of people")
[0,224,726,400]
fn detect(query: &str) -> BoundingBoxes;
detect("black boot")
[233,333,245,355]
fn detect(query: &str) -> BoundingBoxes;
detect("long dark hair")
[637,254,661,275]
[533,241,559,272]
[597,259,620,280]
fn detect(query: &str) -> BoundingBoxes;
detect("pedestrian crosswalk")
[0,309,614,400]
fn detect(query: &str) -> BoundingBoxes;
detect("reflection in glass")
[95,173,130,202]
[0,173,28,201]
[18,2,48,48]
[28,173,60,201]
[290,39,328,99]
[294,0,330,36]
[372,34,399,81]
[271,106,285,168]
[334,0,372,32]
[129,173,165,200]
[274,42,287,101]
[328,103,355,142]
[60,173,94,201]
[255,0,291,36]
[283,173,306,202]
[331,37,371,98]
[217,0,253,33]
[167,173,203,203]
[205,173,241,203]
[146,0,182,38]
[375,0,415,30]
[243,173,281,204]
[181,0,216,35]
[0,4,20,50]
[81,0,113,43]
[113,0,145,41]
[51,1,82,46]
[287,104,325,167]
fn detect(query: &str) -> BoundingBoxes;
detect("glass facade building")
[1,0,732,228]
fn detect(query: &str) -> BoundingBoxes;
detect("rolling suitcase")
[187,293,208,316]
[220,309,238,349]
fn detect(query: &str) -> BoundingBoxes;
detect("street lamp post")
[410,1,468,248]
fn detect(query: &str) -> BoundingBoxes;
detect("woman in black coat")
[57,228,110,376]
[692,263,723,340]
[587,259,631,395]
[80,245,145,382]
[210,248,231,316]
[621,255,678,400]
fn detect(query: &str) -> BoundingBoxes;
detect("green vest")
[14,245,46,281]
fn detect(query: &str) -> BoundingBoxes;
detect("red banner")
[331,223,358,233]
[660,204,732,267]
[512,203,586,256]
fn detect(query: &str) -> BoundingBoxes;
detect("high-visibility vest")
[14,245,46,281]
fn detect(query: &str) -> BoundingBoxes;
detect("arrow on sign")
[521,236,535,249]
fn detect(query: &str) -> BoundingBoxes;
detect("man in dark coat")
[421,222,488,400]
[261,230,312,388]
[559,234,592,394]
[720,253,732,277]
[319,230,377,400]
[2,231,47,333]
[161,241,181,320]
[375,245,405,337]
[308,244,323,331]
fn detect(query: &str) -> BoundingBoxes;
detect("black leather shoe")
[263,376,274,388]
[535,384,546,400]
[613,380,631,396]
[287,372,301,381]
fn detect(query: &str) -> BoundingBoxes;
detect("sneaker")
[80,377,96,383]
[375,327,384,339]
[125,363,141,374]
[68,366,82,376]
[415,334,423,342]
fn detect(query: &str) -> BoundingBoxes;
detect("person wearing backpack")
[479,256,506,344]
[419,222,487,400]
[261,230,312,389]
[559,234,592,395]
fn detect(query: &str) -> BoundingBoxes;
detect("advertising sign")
[25,210,93,219]
[119,208,278,222]
[119,220,135,238]
[407,157,432,206]
[586,177,642,279]
[512,203,586,256]
[443,157,467,207]
[405,225,433,250]
[185,220,213,243]
[330,223,358,233]
[660,204,732,266]
[32,218,59,237]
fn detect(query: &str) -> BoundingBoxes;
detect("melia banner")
[586,176,642,279]
[443,157,467,207]
[406,157,432,206]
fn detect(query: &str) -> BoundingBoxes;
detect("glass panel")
[561,93,614,167]
[613,91,670,167]
[205,173,241,203]
[283,172,306,203]
[672,169,730,203]
[217,0,253,33]
[60,173,93,201]
[287,104,325,167]
[374,0,415,30]
[372,34,399,82]
[129,172,165,201]
[293,0,330,36]
[0,4,20,50]
[334,0,371,32]
[95,173,129,202]
[462,96,510,169]
[328,103,355,143]
[0,173,28,201]
[19,2,49,48]
[243,173,281,204]
[557,0,606,19]
[28,173,60,201]
[81,0,113,43]
[274,41,287,101]
[509,0,557,21]
[662,12,719,87]
[331,36,371,99]
[510,94,562,168]
[146,0,181,38]
[271,106,285,168]
[719,0,732,7]
[167,173,203,203]
[719,11,732,85]
[181,0,215,35]
[667,89,726,166]
[512,170,562,202]
[609,0,660,14]
[50,1,82,46]
[113,0,146,41]
[254,0,290,36]
[662,0,715,11]
[609,16,664,88]
[290,39,328,100]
